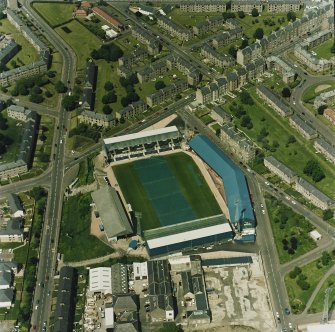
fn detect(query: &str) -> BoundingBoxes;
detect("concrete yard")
[197,255,275,332]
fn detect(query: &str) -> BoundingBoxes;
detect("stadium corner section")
[188,135,256,242]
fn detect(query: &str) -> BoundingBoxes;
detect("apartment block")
[295,177,334,210]
[304,29,333,49]
[294,44,332,72]
[7,105,32,122]
[266,56,296,84]
[220,123,256,162]
[116,100,147,120]
[201,44,235,68]
[78,111,116,128]
[137,59,168,83]
[236,43,262,66]
[264,156,297,184]
[267,0,301,13]
[118,47,148,68]
[193,16,223,36]
[0,36,19,67]
[146,79,188,107]
[0,219,23,243]
[131,26,161,55]
[211,106,231,124]
[314,90,335,110]
[314,138,335,164]
[180,2,227,12]
[212,28,243,49]
[256,86,293,117]
[157,15,192,41]
[289,114,318,139]
[196,77,228,104]
[231,0,263,13]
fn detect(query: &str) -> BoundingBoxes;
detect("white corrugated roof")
[89,267,112,293]
[105,307,114,328]
[103,126,178,145]
[147,223,232,249]
[307,324,335,332]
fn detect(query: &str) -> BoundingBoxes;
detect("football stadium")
[103,127,255,256]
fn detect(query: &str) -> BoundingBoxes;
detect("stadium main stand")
[103,126,181,162]
[189,135,256,242]
[144,214,233,256]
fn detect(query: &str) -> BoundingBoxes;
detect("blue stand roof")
[189,135,255,228]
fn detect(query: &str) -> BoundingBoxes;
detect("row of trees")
[68,123,101,142]
[17,187,47,329]
[0,112,13,155]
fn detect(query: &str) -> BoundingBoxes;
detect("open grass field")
[33,2,75,27]
[113,152,221,231]
[55,20,102,74]
[0,113,24,164]
[169,8,222,27]
[236,10,303,41]
[265,195,316,264]
[285,252,335,314]
[312,39,334,60]
[308,273,335,313]
[0,18,39,67]
[227,87,335,198]
[59,192,112,262]
[302,80,335,103]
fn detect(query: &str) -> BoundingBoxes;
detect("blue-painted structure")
[189,135,256,234]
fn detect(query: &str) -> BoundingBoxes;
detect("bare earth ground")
[314,84,331,93]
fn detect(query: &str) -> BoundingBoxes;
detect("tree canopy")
[303,159,325,182]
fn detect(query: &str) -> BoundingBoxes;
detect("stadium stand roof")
[144,214,232,249]
[202,256,253,267]
[91,187,132,239]
[188,135,255,227]
[103,126,180,151]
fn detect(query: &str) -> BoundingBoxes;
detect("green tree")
[240,90,254,105]
[251,8,259,17]
[303,159,325,182]
[241,115,253,129]
[237,11,245,19]
[321,251,332,266]
[102,104,112,115]
[55,81,68,93]
[240,38,249,49]
[253,28,264,40]
[38,152,49,163]
[282,87,291,98]
[104,81,114,91]
[331,42,335,54]
[62,95,78,111]
[287,135,296,144]
[228,46,237,59]
[287,11,296,22]
[31,86,42,95]
[102,91,116,104]
[155,81,166,90]
[29,94,44,103]
[323,209,333,221]
[317,105,327,115]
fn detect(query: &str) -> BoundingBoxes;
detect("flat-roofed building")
[264,156,297,184]
[91,186,133,242]
[289,114,318,139]
[314,138,335,164]
[256,85,293,117]
[103,126,181,162]
[133,262,148,280]
[295,177,334,210]
[89,267,112,295]
[111,263,128,294]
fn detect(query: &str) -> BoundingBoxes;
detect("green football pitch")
[113,152,221,231]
